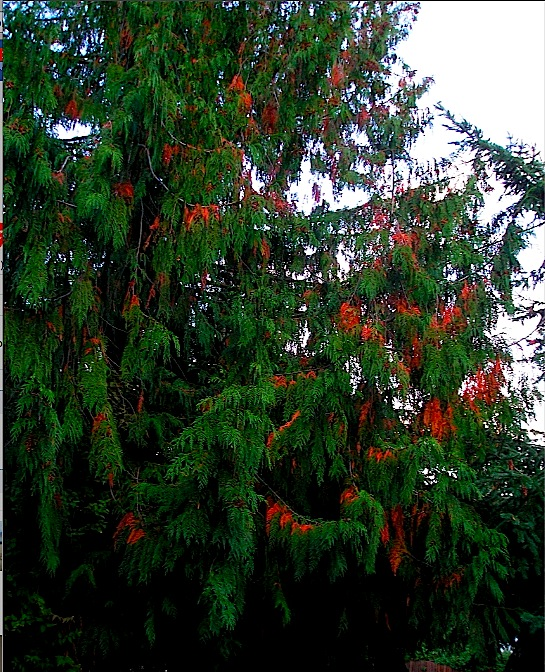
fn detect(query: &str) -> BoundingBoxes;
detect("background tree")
[4,2,543,670]
[441,113,545,672]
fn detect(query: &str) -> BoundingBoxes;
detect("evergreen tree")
[4,2,543,670]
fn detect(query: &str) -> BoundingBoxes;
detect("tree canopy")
[4,2,544,670]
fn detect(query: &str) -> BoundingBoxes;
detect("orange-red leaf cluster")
[388,541,405,575]
[92,412,107,434]
[460,280,477,304]
[410,501,430,535]
[404,335,422,370]
[436,570,464,591]
[120,25,134,51]
[361,321,385,344]
[64,99,81,120]
[280,409,301,432]
[122,280,139,316]
[127,528,145,544]
[360,323,373,340]
[387,505,407,575]
[266,410,301,448]
[113,181,134,200]
[330,62,345,87]
[430,304,465,333]
[162,143,180,166]
[462,357,504,410]
[262,100,279,133]
[367,446,396,462]
[380,510,390,545]
[340,484,358,505]
[279,511,293,529]
[365,59,381,73]
[392,230,412,247]
[268,191,293,214]
[358,399,373,428]
[266,498,313,536]
[357,107,371,128]
[184,203,220,230]
[422,398,455,441]
[390,505,404,537]
[84,337,102,356]
[228,74,245,92]
[136,389,144,414]
[271,375,288,388]
[145,285,156,308]
[113,512,146,546]
[266,500,283,533]
[396,298,421,316]
[440,305,463,328]
[261,238,271,261]
[370,206,389,229]
[238,91,252,114]
[338,302,361,332]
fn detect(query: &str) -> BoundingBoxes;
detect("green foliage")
[4,1,543,670]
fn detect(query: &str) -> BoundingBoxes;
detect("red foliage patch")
[396,298,421,316]
[114,512,146,546]
[340,485,358,505]
[265,498,313,536]
[262,100,279,133]
[184,203,220,230]
[460,280,477,302]
[357,107,371,128]
[64,99,81,120]
[330,62,345,87]
[228,74,245,92]
[162,143,180,165]
[338,302,361,331]
[92,413,107,434]
[462,357,504,411]
[358,399,373,428]
[113,181,134,200]
[238,91,252,114]
[380,521,390,545]
[392,230,412,247]
[271,375,288,388]
[404,335,422,370]
[51,171,65,185]
[266,410,301,449]
[422,398,455,441]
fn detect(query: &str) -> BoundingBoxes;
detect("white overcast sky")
[397,1,545,160]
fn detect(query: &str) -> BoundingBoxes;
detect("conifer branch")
[256,474,323,525]
[139,144,169,192]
